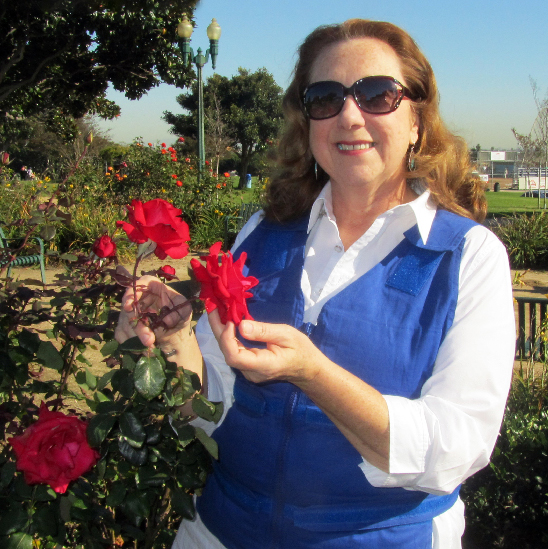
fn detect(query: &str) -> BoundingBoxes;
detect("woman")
[116,19,515,549]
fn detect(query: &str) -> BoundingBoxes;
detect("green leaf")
[85,367,97,390]
[105,481,127,507]
[122,353,136,371]
[192,395,223,423]
[87,413,117,447]
[119,411,146,448]
[194,427,219,460]
[0,460,16,488]
[4,532,33,549]
[173,423,195,448]
[58,253,78,261]
[39,225,56,241]
[36,340,64,371]
[119,336,148,352]
[0,505,27,536]
[111,368,135,398]
[17,330,41,355]
[136,464,170,488]
[171,489,196,520]
[101,339,119,357]
[122,490,151,526]
[118,439,148,466]
[134,355,166,400]
[97,369,117,391]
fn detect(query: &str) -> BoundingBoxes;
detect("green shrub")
[492,212,548,269]
[461,361,548,548]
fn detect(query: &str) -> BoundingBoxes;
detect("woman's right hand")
[114,275,194,351]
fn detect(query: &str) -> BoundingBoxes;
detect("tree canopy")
[163,68,284,185]
[1,0,198,142]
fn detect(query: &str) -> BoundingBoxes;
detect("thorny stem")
[132,253,143,320]
[54,343,79,410]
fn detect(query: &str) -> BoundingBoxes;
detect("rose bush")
[191,241,258,325]
[9,403,100,494]
[0,192,236,548]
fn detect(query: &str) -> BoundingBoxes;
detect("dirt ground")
[6,260,548,379]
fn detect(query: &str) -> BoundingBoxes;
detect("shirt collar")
[307,181,438,244]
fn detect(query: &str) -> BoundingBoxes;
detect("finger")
[238,320,294,347]
[208,308,224,340]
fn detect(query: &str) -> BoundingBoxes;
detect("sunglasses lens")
[354,78,401,114]
[304,77,405,119]
[304,82,344,120]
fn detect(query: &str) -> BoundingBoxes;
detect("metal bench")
[0,226,46,283]
[515,295,548,360]
[223,202,263,250]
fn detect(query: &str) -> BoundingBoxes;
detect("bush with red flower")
[0,196,237,548]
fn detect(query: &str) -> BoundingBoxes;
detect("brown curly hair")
[264,19,486,223]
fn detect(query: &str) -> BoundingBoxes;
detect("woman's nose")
[337,95,365,128]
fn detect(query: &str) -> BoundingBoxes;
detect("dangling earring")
[407,143,417,172]
[315,161,318,180]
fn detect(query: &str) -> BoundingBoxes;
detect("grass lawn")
[486,190,548,217]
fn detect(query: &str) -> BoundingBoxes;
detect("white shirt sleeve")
[360,225,515,494]
[191,211,265,436]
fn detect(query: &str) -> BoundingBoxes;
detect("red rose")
[92,235,117,258]
[116,199,190,260]
[161,142,167,148]
[178,136,185,142]
[176,180,183,187]
[9,403,100,494]
[190,241,258,325]
[158,264,176,280]
[148,142,153,147]
[224,172,230,178]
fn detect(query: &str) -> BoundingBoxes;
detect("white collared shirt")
[174,183,515,549]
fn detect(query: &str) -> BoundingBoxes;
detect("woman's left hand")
[208,310,322,385]
[208,309,390,471]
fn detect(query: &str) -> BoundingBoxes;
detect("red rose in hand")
[191,241,258,325]
[116,199,190,260]
[92,235,117,258]
[9,403,100,494]
[158,264,177,280]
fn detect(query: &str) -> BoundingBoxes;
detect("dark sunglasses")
[303,75,415,120]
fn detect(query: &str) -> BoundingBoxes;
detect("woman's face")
[308,38,419,197]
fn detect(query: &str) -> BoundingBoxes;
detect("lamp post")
[177,16,221,181]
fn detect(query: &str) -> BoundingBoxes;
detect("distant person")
[116,18,515,548]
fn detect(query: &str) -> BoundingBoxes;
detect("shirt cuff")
[359,395,429,488]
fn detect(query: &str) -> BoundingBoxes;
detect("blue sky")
[97,0,548,150]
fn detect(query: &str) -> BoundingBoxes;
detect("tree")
[163,68,284,186]
[0,0,198,143]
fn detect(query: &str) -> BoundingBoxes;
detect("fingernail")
[239,320,252,336]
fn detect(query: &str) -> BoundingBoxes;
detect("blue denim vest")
[197,209,476,548]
